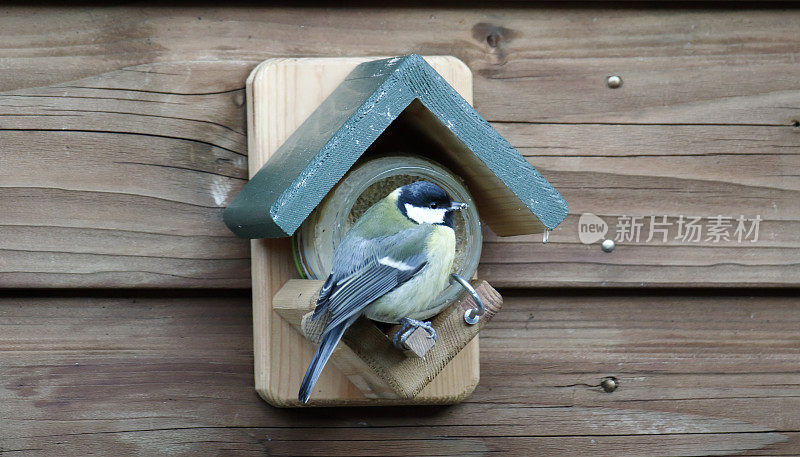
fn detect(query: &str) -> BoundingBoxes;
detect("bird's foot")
[393,317,437,350]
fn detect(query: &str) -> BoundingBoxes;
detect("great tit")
[298,180,467,403]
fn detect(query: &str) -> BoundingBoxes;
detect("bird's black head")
[396,181,467,227]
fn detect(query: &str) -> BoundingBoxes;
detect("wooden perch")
[274,279,503,399]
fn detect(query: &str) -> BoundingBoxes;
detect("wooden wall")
[1,6,798,456]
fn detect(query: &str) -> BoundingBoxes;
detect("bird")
[298,180,467,404]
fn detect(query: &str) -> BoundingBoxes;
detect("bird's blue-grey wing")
[311,235,373,319]
[299,224,432,404]
[299,243,425,404]
[312,225,431,328]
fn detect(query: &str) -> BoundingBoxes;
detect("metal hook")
[450,273,485,325]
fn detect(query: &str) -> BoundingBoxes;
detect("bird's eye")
[429,202,438,209]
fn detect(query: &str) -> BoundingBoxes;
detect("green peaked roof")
[225,54,568,239]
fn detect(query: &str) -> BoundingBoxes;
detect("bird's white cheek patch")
[405,204,446,224]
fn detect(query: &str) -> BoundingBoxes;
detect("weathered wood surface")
[2,6,798,456]
[1,7,799,288]
[1,291,797,456]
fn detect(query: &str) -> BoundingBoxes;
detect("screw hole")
[792,120,799,128]
[486,32,500,48]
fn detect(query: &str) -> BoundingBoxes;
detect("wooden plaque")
[246,56,480,406]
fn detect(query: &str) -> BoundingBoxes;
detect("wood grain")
[1,6,799,289]
[0,61,252,288]
[1,291,796,456]
[3,6,798,456]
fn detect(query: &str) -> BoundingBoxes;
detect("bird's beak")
[448,202,467,212]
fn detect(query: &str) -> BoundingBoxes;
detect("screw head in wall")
[601,239,616,253]
[600,377,618,393]
[607,75,622,89]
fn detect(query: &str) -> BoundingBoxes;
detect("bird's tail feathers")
[298,320,349,404]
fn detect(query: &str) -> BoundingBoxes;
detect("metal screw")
[464,309,480,325]
[606,75,622,89]
[452,274,485,325]
[601,239,615,253]
[600,377,618,393]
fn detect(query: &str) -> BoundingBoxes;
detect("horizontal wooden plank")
[2,7,800,127]
[1,431,789,457]
[0,63,252,288]
[1,7,799,288]
[481,120,800,286]
[1,291,797,455]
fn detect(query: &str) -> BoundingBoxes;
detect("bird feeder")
[225,55,568,407]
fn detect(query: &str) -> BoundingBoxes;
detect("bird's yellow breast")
[364,225,456,323]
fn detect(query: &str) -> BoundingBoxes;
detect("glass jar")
[293,154,482,313]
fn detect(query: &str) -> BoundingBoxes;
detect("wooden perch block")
[397,327,437,358]
[275,279,503,399]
